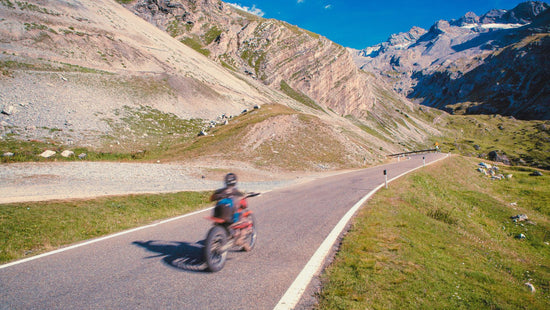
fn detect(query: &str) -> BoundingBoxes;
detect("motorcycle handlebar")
[245,192,260,198]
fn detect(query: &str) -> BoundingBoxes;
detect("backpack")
[213,198,235,223]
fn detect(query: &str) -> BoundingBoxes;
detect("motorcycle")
[203,192,259,272]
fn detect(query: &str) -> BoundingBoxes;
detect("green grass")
[0,192,210,264]
[180,37,211,57]
[317,156,549,309]
[0,59,109,75]
[432,115,550,169]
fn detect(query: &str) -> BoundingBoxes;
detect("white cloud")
[297,0,305,3]
[227,3,265,17]
[324,4,332,10]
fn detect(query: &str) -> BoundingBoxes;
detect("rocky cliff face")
[124,0,381,117]
[352,1,550,120]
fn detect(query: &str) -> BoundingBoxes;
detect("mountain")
[0,0,442,170]
[351,1,550,120]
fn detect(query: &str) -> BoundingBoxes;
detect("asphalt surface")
[0,153,448,309]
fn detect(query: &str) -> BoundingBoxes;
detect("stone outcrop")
[125,0,382,117]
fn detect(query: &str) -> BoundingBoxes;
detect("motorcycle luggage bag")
[213,198,234,223]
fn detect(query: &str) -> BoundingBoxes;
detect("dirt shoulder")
[0,160,355,204]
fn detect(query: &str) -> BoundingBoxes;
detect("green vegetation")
[280,80,325,112]
[432,115,550,169]
[14,1,58,15]
[0,59,109,75]
[180,37,211,57]
[24,22,57,33]
[0,192,210,264]
[167,18,187,37]
[0,0,15,9]
[317,156,549,309]
[102,105,204,156]
[203,26,222,45]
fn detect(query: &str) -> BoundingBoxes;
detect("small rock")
[198,130,208,136]
[479,162,492,169]
[2,152,14,157]
[505,174,513,179]
[61,150,75,158]
[530,171,543,176]
[516,233,526,239]
[1,105,15,115]
[39,150,56,158]
[78,153,87,159]
[525,282,536,293]
[511,214,528,222]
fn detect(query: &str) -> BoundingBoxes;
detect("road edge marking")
[274,153,449,309]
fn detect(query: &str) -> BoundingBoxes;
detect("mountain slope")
[0,0,445,170]
[352,1,550,120]
[0,0,301,145]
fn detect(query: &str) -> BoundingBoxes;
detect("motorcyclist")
[210,173,250,250]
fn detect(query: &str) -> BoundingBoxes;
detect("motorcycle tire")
[204,225,229,272]
[242,214,257,251]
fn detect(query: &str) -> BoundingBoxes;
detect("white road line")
[0,207,213,270]
[274,153,449,309]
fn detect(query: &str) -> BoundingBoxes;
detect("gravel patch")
[0,162,313,203]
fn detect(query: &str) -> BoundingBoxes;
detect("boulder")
[1,105,15,115]
[530,171,543,176]
[39,150,56,158]
[61,150,75,157]
[488,150,510,165]
[511,214,528,222]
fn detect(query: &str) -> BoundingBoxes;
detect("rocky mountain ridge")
[123,0,386,117]
[352,1,550,120]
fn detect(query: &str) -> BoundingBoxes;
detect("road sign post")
[384,169,387,189]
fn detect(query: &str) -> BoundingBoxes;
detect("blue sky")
[227,0,542,49]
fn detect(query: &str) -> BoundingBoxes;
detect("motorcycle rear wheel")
[204,225,229,272]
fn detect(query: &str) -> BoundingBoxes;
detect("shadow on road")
[133,240,208,272]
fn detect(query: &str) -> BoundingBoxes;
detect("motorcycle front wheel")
[242,214,257,251]
[204,225,229,272]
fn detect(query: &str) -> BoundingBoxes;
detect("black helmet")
[224,173,237,187]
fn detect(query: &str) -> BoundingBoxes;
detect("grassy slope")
[0,192,210,264]
[161,104,368,170]
[317,156,549,309]
[431,114,550,169]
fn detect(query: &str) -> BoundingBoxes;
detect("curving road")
[0,153,448,309]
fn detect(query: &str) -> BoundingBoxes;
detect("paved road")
[0,153,447,309]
